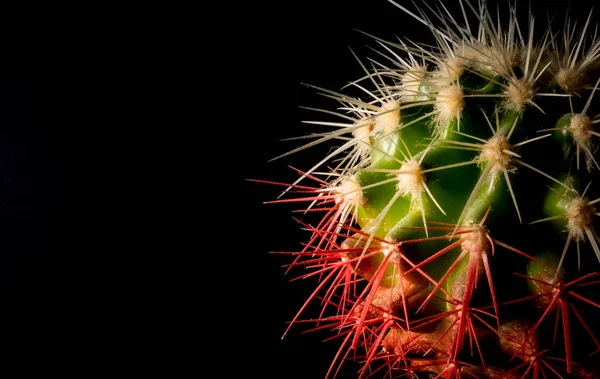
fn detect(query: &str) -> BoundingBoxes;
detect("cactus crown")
[259,1,600,378]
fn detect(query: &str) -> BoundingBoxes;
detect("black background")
[0,0,592,375]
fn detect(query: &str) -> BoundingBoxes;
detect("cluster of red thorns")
[255,172,600,379]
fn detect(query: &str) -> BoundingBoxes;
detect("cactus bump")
[256,1,600,377]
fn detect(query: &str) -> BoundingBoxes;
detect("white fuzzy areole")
[352,120,375,151]
[396,159,425,197]
[380,242,399,258]
[504,78,534,112]
[481,135,511,168]
[375,101,401,135]
[400,65,428,101]
[556,68,581,93]
[434,84,464,128]
[568,113,595,170]
[566,197,595,242]
[336,175,364,207]
[458,44,479,61]
[435,56,465,86]
[460,224,488,255]
[569,113,592,143]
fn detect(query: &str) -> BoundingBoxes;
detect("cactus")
[256,1,600,378]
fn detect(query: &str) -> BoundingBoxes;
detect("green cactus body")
[260,1,600,377]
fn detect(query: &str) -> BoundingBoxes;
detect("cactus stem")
[433,112,548,229]
[261,0,600,375]
[347,251,401,350]
[403,213,499,326]
[452,159,498,231]
[353,189,407,269]
[419,298,493,373]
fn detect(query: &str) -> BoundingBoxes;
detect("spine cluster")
[261,1,600,378]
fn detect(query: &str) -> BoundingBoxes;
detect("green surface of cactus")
[259,1,600,378]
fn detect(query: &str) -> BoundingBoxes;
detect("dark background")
[0,0,592,375]
[240,0,596,378]
[0,49,131,365]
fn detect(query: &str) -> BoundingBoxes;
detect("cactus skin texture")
[259,1,600,378]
